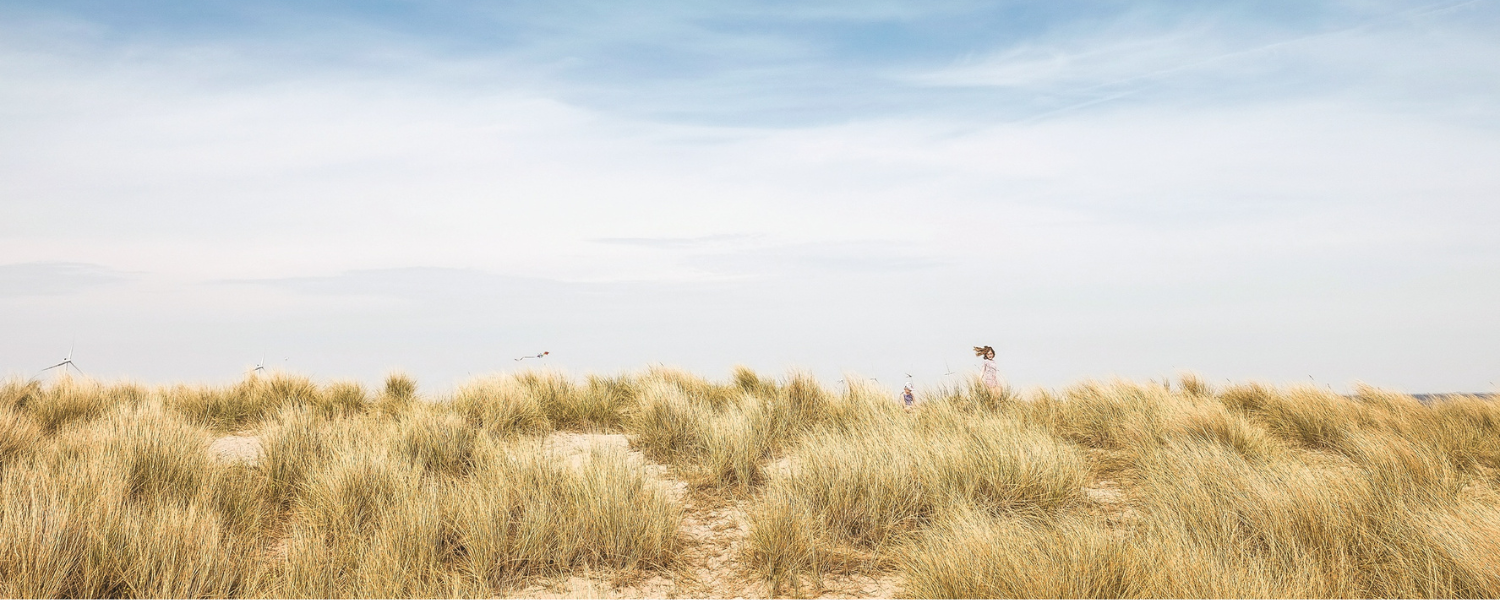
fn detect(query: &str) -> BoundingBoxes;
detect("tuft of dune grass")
[626,370,892,491]
[272,433,681,597]
[900,509,1141,599]
[452,370,633,432]
[584,373,639,424]
[1121,422,1500,597]
[746,486,825,597]
[698,399,786,490]
[384,371,417,401]
[374,371,418,416]
[159,373,371,432]
[259,405,332,507]
[1167,400,1288,462]
[642,365,743,409]
[450,375,550,435]
[1426,395,1500,471]
[732,364,780,399]
[627,380,709,463]
[0,401,260,598]
[315,380,369,417]
[0,405,44,465]
[100,403,214,505]
[17,376,116,433]
[392,408,478,477]
[0,378,42,412]
[747,410,1091,583]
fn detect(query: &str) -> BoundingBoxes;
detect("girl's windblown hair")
[973,346,995,359]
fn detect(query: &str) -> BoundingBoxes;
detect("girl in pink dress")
[974,345,1000,393]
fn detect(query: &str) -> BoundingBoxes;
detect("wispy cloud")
[912,31,1225,91]
[0,262,131,297]
[592,234,760,248]
[906,0,1500,122]
[688,241,947,277]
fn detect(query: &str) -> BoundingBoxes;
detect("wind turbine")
[252,356,266,375]
[40,346,83,377]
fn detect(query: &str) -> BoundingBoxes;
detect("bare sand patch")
[210,433,262,463]
[817,574,900,599]
[546,431,633,459]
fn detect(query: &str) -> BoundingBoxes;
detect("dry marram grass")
[0,371,1496,598]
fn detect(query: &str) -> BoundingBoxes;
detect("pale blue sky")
[2,1,1497,392]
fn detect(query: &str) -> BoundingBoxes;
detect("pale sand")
[209,434,262,464]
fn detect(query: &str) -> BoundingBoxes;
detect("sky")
[2,0,1498,393]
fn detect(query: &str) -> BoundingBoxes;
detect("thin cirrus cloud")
[0,262,132,298]
[906,2,1500,122]
[0,1,1497,391]
[685,242,948,278]
[586,237,945,278]
[591,234,762,249]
